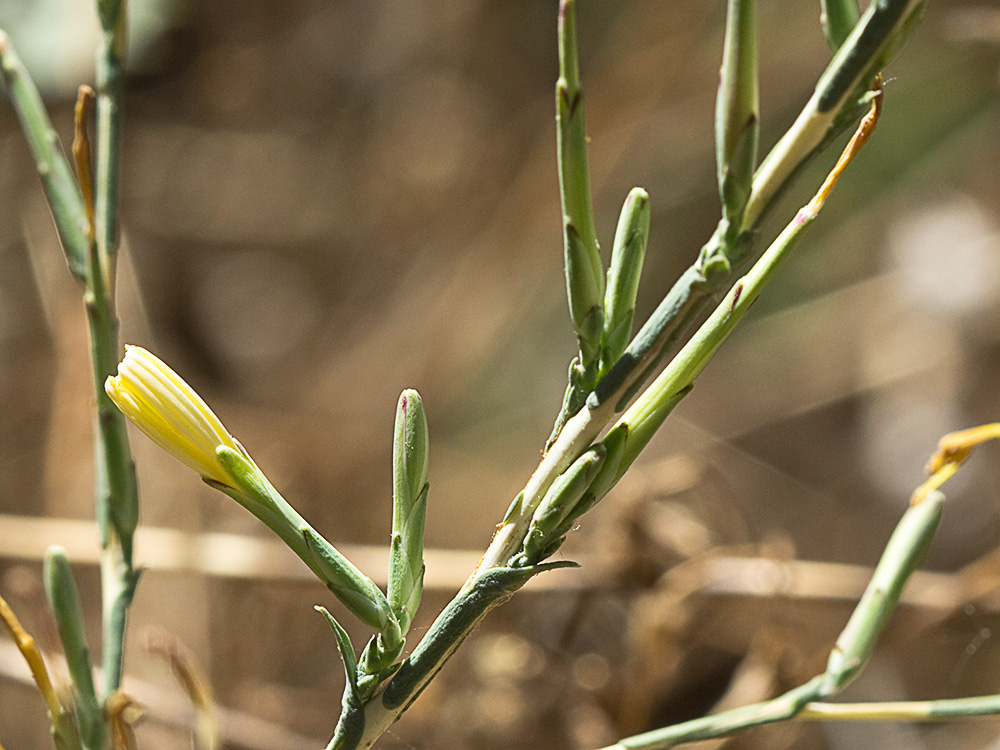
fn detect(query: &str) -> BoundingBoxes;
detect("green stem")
[99,543,134,698]
[595,0,921,418]
[489,135,835,575]
[1,0,137,717]
[211,448,395,638]
[328,563,575,750]
[613,677,827,749]
[84,185,138,697]
[820,490,942,693]
[213,476,367,601]
[88,281,139,699]
[607,677,1000,747]
[800,694,1000,721]
[89,0,137,699]
[715,0,759,232]
[557,0,603,353]
[548,0,606,446]
[95,6,127,266]
[613,206,822,443]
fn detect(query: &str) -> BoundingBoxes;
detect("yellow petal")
[106,345,239,485]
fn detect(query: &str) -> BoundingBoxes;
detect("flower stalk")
[106,346,400,646]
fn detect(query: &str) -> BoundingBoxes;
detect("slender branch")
[487,77,882,576]
[548,0,920,454]
[613,410,1000,750]
[799,695,1000,722]
[548,0,606,444]
[0,30,88,280]
[715,0,759,235]
[83,0,139,699]
[557,0,603,353]
[597,81,882,492]
[95,0,127,273]
[607,678,828,750]
[745,0,924,230]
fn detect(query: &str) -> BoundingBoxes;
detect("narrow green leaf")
[316,606,360,703]
[565,223,605,361]
[560,422,629,529]
[0,30,88,281]
[319,608,367,750]
[43,547,103,750]
[602,188,650,370]
[518,445,606,565]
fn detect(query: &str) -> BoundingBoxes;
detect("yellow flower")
[105,345,240,485]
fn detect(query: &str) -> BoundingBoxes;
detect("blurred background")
[2,0,1000,748]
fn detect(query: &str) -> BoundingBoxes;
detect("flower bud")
[105,345,239,486]
[388,390,430,634]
